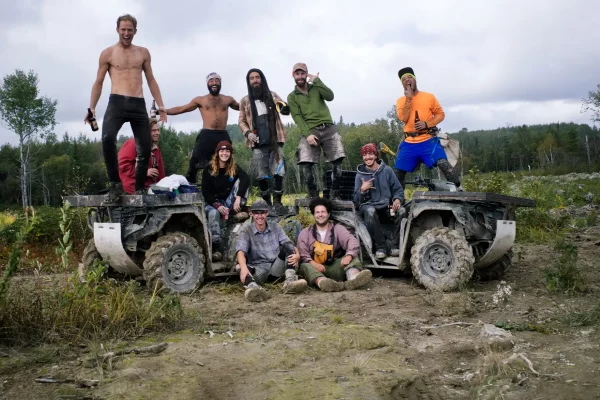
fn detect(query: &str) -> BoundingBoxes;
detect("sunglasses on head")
[252,210,267,215]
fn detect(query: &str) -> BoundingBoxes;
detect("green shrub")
[544,240,586,294]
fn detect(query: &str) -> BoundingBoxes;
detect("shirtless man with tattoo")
[166,73,240,183]
[85,13,167,201]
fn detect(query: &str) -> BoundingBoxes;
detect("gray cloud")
[1,0,599,146]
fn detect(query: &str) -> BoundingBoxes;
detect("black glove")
[277,101,290,116]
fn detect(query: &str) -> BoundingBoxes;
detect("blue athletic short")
[394,137,447,172]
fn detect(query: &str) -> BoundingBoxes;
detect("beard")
[295,78,307,88]
[251,84,263,98]
[207,83,221,96]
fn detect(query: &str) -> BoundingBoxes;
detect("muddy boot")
[245,282,270,302]
[282,269,308,294]
[212,243,223,262]
[233,212,250,223]
[261,191,272,207]
[329,189,342,201]
[272,191,285,214]
[344,269,372,290]
[316,277,345,292]
[306,190,320,200]
[107,182,125,203]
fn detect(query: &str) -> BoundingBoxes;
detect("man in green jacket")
[287,63,345,200]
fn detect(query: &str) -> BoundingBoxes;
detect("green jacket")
[287,78,334,135]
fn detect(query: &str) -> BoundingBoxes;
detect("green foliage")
[55,201,73,271]
[0,69,58,139]
[582,83,600,123]
[0,208,183,346]
[544,240,586,294]
[0,208,35,304]
[462,166,506,194]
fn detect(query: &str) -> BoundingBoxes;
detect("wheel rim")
[166,248,194,285]
[422,243,453,277]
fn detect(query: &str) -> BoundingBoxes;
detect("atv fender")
[94,223,143,275]
[473,220,515,269]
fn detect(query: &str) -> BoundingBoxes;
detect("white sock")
[346,268,360,280]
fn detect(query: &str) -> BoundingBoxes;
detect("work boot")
[233,212,250,223]
[272,192,285,214]
[245,282,270,302]
[282,269,308,294]
[212,243,222,262]
[344,269,373,291]
[261,191,272,206]
[316,277,345,292]
[329,189,342,201]
[107,182,125,203]
[306,190,319,200]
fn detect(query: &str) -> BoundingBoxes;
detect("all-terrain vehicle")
[308,171,536,291]
[64,164,534,294]
[63,192,300,293]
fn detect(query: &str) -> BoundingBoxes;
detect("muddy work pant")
[102,94,151,191]
[242,243,296,285]
[359,205,391,252]
[298,257,362,286]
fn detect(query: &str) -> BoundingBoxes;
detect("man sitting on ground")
[353,143,404,260]
[118,119,165,194]
[296,197,372,292]
[235,199,307,302]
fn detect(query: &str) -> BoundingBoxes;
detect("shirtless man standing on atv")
[85,14,168,201]
[166,73,240,183]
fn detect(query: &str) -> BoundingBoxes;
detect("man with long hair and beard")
[239,68,290,212]
[166,73,239,183]
[202,141,250,260]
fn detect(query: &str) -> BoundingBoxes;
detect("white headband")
[206,72,221,83]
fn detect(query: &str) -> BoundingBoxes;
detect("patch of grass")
[422,291,475,317]
[563,303,600,327]
[516,208,571,243]
[544,239,586,294]
[331,315,344,324]
[0,203,183,346]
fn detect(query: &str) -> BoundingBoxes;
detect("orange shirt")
[396,91,445,143]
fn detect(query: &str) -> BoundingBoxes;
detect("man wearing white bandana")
[166,72,240,183]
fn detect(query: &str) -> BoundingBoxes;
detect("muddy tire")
[410,227,475,291]
[475,250,513,281]
[143,233,205,293]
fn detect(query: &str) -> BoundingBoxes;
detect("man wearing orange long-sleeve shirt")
[393,67,461,190]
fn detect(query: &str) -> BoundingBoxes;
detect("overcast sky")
[1,0,598,146]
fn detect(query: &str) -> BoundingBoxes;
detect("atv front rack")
[411,191,536,208]
[63,193,204,208]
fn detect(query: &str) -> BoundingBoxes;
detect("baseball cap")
[293,63,307,73]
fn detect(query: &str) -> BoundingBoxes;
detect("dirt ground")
[1,232,600,400]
